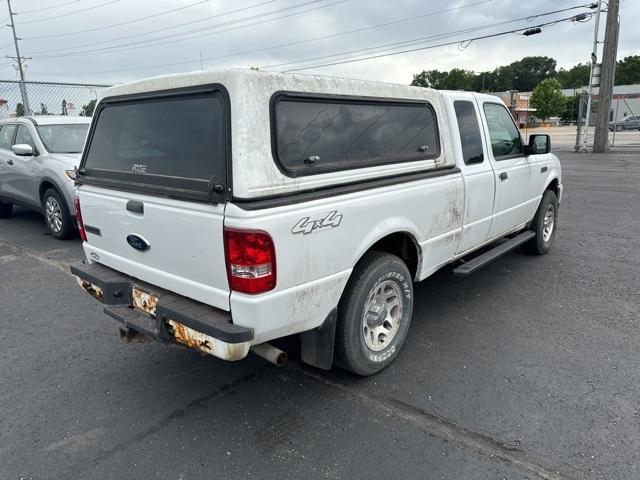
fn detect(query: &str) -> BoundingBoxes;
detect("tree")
[559,92,582,123]
[510,56,557,91]
[530,79,566,120]
[556,63,590,89]
[80,99,96,116]
[40,103,48,115]
[15,102,24,116]
[616,55,640,85]
[61,99,67,115]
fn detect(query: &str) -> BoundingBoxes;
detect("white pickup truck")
[71,69,562,375]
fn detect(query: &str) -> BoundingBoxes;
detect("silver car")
[0,115,91,239]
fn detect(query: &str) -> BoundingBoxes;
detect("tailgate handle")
[126,200,144,214]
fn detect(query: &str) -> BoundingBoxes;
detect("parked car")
[609,115,640,132]
[0,115,91,238]
[71,69,562,375]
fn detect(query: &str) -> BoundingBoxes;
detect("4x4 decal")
[292,211,343,235]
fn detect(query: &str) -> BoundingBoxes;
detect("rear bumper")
[70,261,253,361]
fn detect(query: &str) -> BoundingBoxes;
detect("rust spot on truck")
[78,279,104,302]
[132,287,157,316]
[169,320,215,355]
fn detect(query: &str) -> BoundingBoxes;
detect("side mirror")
[11,143,34,156]
[525,134,550,155]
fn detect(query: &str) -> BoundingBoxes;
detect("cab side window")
[483,103,522,159]
[15,125,35,149]
[0,124,16,150]
[453,100,484,165]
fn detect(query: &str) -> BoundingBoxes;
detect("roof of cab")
[0,115,91,126]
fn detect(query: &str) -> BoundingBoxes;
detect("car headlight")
[65,169,77,180]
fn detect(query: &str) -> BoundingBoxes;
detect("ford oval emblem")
[126,234,150,252]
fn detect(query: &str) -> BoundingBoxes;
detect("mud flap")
[300,308,337,370]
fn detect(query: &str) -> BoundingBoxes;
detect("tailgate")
[80,185,230,310]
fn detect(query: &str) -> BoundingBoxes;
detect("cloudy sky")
[1,0,638,86]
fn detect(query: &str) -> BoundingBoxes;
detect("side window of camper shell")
[272,93,440,176]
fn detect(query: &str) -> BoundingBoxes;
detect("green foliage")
[530,79,566,120]
[15,102,24,116]
[411,55,640,94]
[556,64,590,89]
[559,93,582,123]
[80,99,96,116]
[616,55,640,85]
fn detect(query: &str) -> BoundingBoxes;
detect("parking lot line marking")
[293,366,576,480]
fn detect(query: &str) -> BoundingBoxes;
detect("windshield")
[36,124,89,154]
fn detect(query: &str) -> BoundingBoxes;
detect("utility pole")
[593,0,620,153]
[6,0,30,115]
[580,0,602,151]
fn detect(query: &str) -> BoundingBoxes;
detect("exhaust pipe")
[251,343,287,366]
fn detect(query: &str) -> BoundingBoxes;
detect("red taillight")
[74,196,87,242]
[224,228,276,294]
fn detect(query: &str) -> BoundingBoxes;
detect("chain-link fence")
[0,80,111,119]
[575,89,640,150]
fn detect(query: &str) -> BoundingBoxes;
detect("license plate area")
[132,287,158,316]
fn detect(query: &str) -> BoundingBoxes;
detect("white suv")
[71,69,562,375]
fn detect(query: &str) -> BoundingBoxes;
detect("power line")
[17,0,118,25]
[16,0,83,15]
[29,0,347,58]
[258,4,594,70]
[22,0,212,40]
[277,14,594,72]
[28,0,496,75]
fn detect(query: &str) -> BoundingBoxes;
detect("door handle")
[6,159,13,165]
[499,172,508,181]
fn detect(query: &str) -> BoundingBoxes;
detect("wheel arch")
[355,230,421,281]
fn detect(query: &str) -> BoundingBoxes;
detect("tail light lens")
[224,228,276,294]
[74,196,87,242]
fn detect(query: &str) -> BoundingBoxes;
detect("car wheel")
[335,251,414,376]
[615,125,623,132]
[522,189,558,255]
[42,188,72,239]
[0,198,12,218]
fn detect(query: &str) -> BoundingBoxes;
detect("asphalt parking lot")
[1,148,639,480]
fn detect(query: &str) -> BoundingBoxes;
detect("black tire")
[615,125,623,132]
[335,251,414,376]
[522,189,558,255]
[42,188,72,239]
[0,198,12,218]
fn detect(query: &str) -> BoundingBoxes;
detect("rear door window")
[453,101,484,165]
[273,94,440,175]
[82,90,227,200]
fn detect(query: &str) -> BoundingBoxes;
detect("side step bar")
[453,231,535,277]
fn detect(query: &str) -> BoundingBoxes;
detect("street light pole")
[581,0,602,151]
[6,0,30,115]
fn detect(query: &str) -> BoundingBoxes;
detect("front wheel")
[616,125,623,132]
[42,188,73,239]
[335,252,414,376]
[522,189,558,255]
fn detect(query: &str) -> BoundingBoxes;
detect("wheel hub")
[362,280,403,352]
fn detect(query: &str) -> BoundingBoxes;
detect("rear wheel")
[0,198,12,218]
[522,189,558,255]
[42,188,72,239]
[616,125,623,132]
[335,251,413,376]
